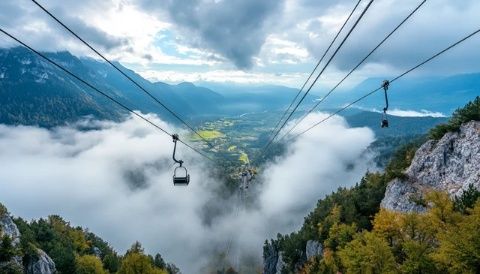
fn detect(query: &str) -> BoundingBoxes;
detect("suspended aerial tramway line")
[277,0,427,142]
[29,0,216,151]
[0,27,214,185]
[258,0,375,162]
[2,0,479,185]
[258,0,480,157]
[287,27,480,141]
[265,0,364,144]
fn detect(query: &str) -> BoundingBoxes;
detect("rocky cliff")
[382,121,480,212]
[263,240,323,274]
[0,208,56,274]
[263,242,280,274]
[25,249,56,274]
[0,212,21,246]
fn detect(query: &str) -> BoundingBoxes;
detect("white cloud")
[2,0,480,85]
[388,109,446,118]
[259,112,375,223]
[259,35,311,65]
[139,69,306,86]
[360,107,446,118]
[0,112,375,273]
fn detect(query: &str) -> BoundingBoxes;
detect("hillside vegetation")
[429,96,480,140]
[299,190,480,274]
[0,205,179,274]
[264,97,480,273]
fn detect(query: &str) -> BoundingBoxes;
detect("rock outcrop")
[305,240,322,260]
[263,242,288,274]
[263,242,279,274]
[263,240,318,274]
[1,204,56,274]
[0,213,21,246]
[26,249,56,274]
[93,246,102,258]
[275,252,285,274]
[0,209,24,272]
[382,121,480,212]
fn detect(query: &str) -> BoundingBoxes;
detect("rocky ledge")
[1,208,56,274]
[382,121,480,212]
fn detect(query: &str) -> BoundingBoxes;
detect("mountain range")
[0,46,478,128]
[0,47,317,127]
[325,73,480,114]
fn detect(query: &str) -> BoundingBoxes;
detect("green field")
[189,115,275,167]
[239,152,250,164]
[192,130,225,140]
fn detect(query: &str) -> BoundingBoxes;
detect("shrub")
[454,184,480,214]
[0,235,18,262]
[0,203,8,217]
[429,96,480,140]
[75,255,107,274]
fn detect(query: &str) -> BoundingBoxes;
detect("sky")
[0,0,479,88]
[0,1,477,272]
[0,113,374,273]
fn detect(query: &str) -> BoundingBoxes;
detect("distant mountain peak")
[176,81,196,88]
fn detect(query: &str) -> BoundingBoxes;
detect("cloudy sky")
[0,0,479,87]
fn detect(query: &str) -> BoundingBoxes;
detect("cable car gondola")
[172,134,190,186]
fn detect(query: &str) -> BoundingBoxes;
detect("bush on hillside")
[267,97,480,273]
[0,203,8,217]
[429,96,480,140]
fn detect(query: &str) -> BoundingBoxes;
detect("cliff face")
[0,213,21,246]
[382,121,480,212]
[25,249,56,274]
[263,242,280,274]
[0,209,56,274]
[263,240,323,274]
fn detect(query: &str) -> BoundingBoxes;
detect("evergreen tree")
[429,96,480,140]
[154,253,166,269]
[454,184,480,214]
[0,235,17,262]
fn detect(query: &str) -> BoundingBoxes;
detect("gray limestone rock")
[382,121,480,212]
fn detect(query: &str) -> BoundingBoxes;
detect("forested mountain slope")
[263,97,480,274]
[0,203,179,274]
[0,47,222,127]
[0,47,320,127]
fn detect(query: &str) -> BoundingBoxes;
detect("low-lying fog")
[0,112,375,273]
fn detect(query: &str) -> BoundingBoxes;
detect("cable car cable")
[277,0,426,141]
[30,0,216,150]
[286,27,480,140]
[264,0,363,145]
[0,27,214,163]
[261,0,375,156]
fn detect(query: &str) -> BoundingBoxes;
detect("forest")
[0,204,179,274]
[264,96,480,274]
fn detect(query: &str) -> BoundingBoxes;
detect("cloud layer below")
[0,112,374,273]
